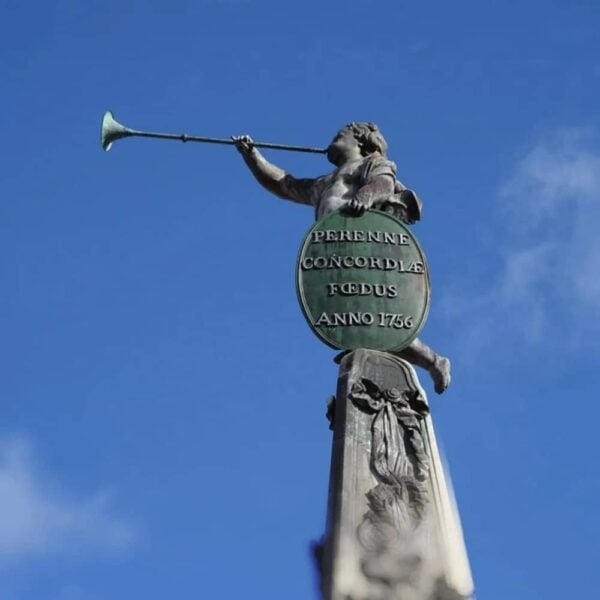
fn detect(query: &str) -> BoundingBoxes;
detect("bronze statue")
[233,123,451,393]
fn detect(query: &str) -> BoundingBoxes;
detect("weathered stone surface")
[319,349,473,600]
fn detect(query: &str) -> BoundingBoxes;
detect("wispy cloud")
[443,128,600,358]
[0,434,137,567]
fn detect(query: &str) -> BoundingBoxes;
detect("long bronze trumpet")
[100,111,327,154]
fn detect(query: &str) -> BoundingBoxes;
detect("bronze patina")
[297,209,430,352]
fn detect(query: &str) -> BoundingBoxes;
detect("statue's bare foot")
[430,355,451,394]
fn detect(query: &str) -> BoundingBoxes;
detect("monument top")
[233,122,450,394]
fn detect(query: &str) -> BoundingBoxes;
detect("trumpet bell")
[101,110,134,151]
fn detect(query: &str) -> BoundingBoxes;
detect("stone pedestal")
[319,349,474,600]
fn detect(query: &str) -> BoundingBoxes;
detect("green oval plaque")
[296,209,430,351]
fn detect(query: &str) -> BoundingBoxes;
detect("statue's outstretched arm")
[233,135,316,206]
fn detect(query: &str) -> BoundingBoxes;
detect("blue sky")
[2,1,600,598]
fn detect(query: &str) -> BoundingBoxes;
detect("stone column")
[319,349,474,600]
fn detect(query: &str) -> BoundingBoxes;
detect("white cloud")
[501,130,600,226]
[0,434,136,567]
[443,129,600,357]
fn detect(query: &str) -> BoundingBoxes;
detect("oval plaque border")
[296,209,430,352]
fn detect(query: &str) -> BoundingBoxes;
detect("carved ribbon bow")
[350,378,430,485]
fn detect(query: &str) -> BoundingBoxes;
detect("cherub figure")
[233,123,450,393]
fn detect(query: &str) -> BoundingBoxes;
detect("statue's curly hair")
[344,122,388,157]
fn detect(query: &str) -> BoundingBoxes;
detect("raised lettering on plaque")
[296,209,430,351]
